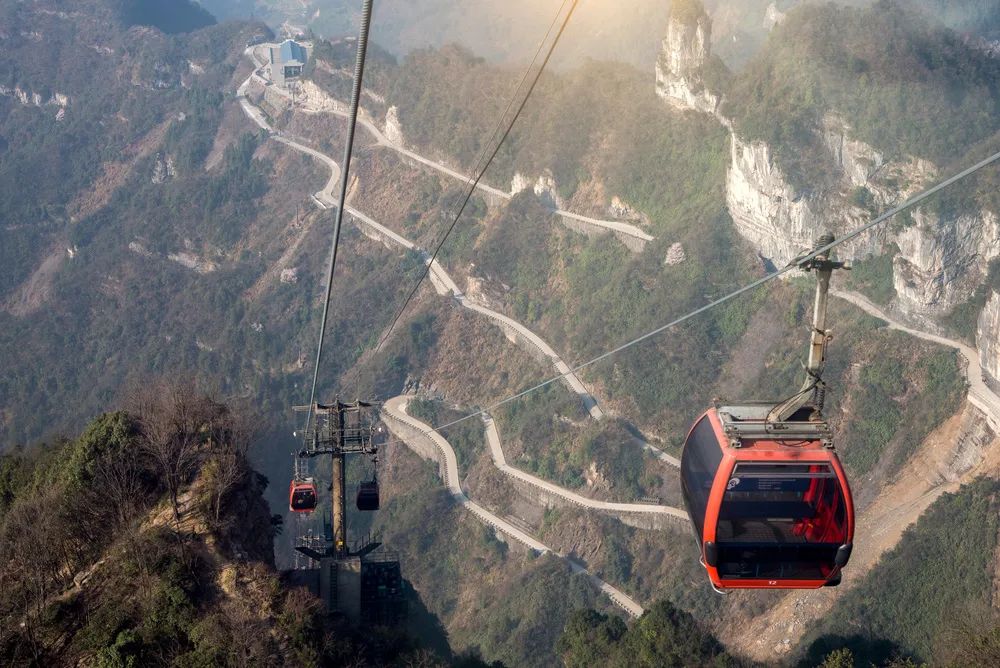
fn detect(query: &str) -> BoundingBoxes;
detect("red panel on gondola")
[681,404,854,590]
[289,478,318,513]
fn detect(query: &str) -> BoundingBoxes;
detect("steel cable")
[303,0,375,439]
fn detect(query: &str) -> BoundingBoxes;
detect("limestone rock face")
[151,155,176,184]
[383,105,404,146]
[609,196,637,219]
[664,242,686,266]
[725,116,937,271]
[654,3,719,114]
[979,291,1000,382]
[0,84,69,116]
[894,209,1000,319]
[820,115,937,202]
[763,2,786,31]
[510,171,565,210]
[510,172,532,196]
[654,4,995,325]
[297,80,349,113]
[725,136,823,266]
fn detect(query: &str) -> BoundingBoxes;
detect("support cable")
[355,0,574,396]
[369,0,581,357]
[302,0,374,439]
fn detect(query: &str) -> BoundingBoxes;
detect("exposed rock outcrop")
[820,114,937,202]
[763,2,786,31]
[725,114,937,269]
[655,0,720,115]
[726,136,890,266]
[609,195,638,219]
[894,210,1000,319]
[510,171,565,210]
[979,290,1000,382]
[0,84,69,117]
[664,242,686,266]
[659,4,994,323]
[296,79,350,114]
[383,105,404,146]
[151,154,176,183]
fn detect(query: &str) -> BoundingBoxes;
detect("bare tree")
[403,649,446,668]
[128,379,224,524]
[0,489,71,662]
[203,407,256,523]
[91,446,146,532]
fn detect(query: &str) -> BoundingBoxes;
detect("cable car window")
[291,486,316,511]
[715,462,847,580]
[732,462,836,478]
[681,416,723,536]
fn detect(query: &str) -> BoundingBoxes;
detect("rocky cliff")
[979,291,1000,382]
[383,105,405,145]
[724,120,908,267]
[655,2,719,115]
[664,1,995,325]
[726,109,995,322]
[895,209,1000,319]
[510,171,565,210]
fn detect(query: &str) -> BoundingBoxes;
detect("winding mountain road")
[482,413,686,519]
[237,65,604,420]
[237,53,682,619]
[832,289,1000,428]
[246,44,653,247]
[382,395,645,617]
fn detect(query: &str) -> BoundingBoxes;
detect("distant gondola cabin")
[356,480,380,511]
[681,404,854,590]
[289,478,318,513]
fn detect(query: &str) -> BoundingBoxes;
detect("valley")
[233,16,1000,662]
[3,0,1000,665]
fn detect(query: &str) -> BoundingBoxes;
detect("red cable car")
[681,234,854,590]
[681,404,853,590]
[288,477,318,513]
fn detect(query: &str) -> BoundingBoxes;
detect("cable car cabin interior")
[289,478,318,513]
[681,403,853,590]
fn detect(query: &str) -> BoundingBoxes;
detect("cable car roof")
[715,402,834,449]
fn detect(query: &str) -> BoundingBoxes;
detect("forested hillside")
[724,1,1000,188]
[4,0,1000,665]
[802,479,1000,665]
[0,383,505,666]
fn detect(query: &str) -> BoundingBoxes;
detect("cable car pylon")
[294,399,382,559]
[680,233,854,591]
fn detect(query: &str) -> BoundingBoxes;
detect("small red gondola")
[288,477,318,513]
[681,403,854,590]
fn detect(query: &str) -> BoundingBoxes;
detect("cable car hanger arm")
[766,233,849,424]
